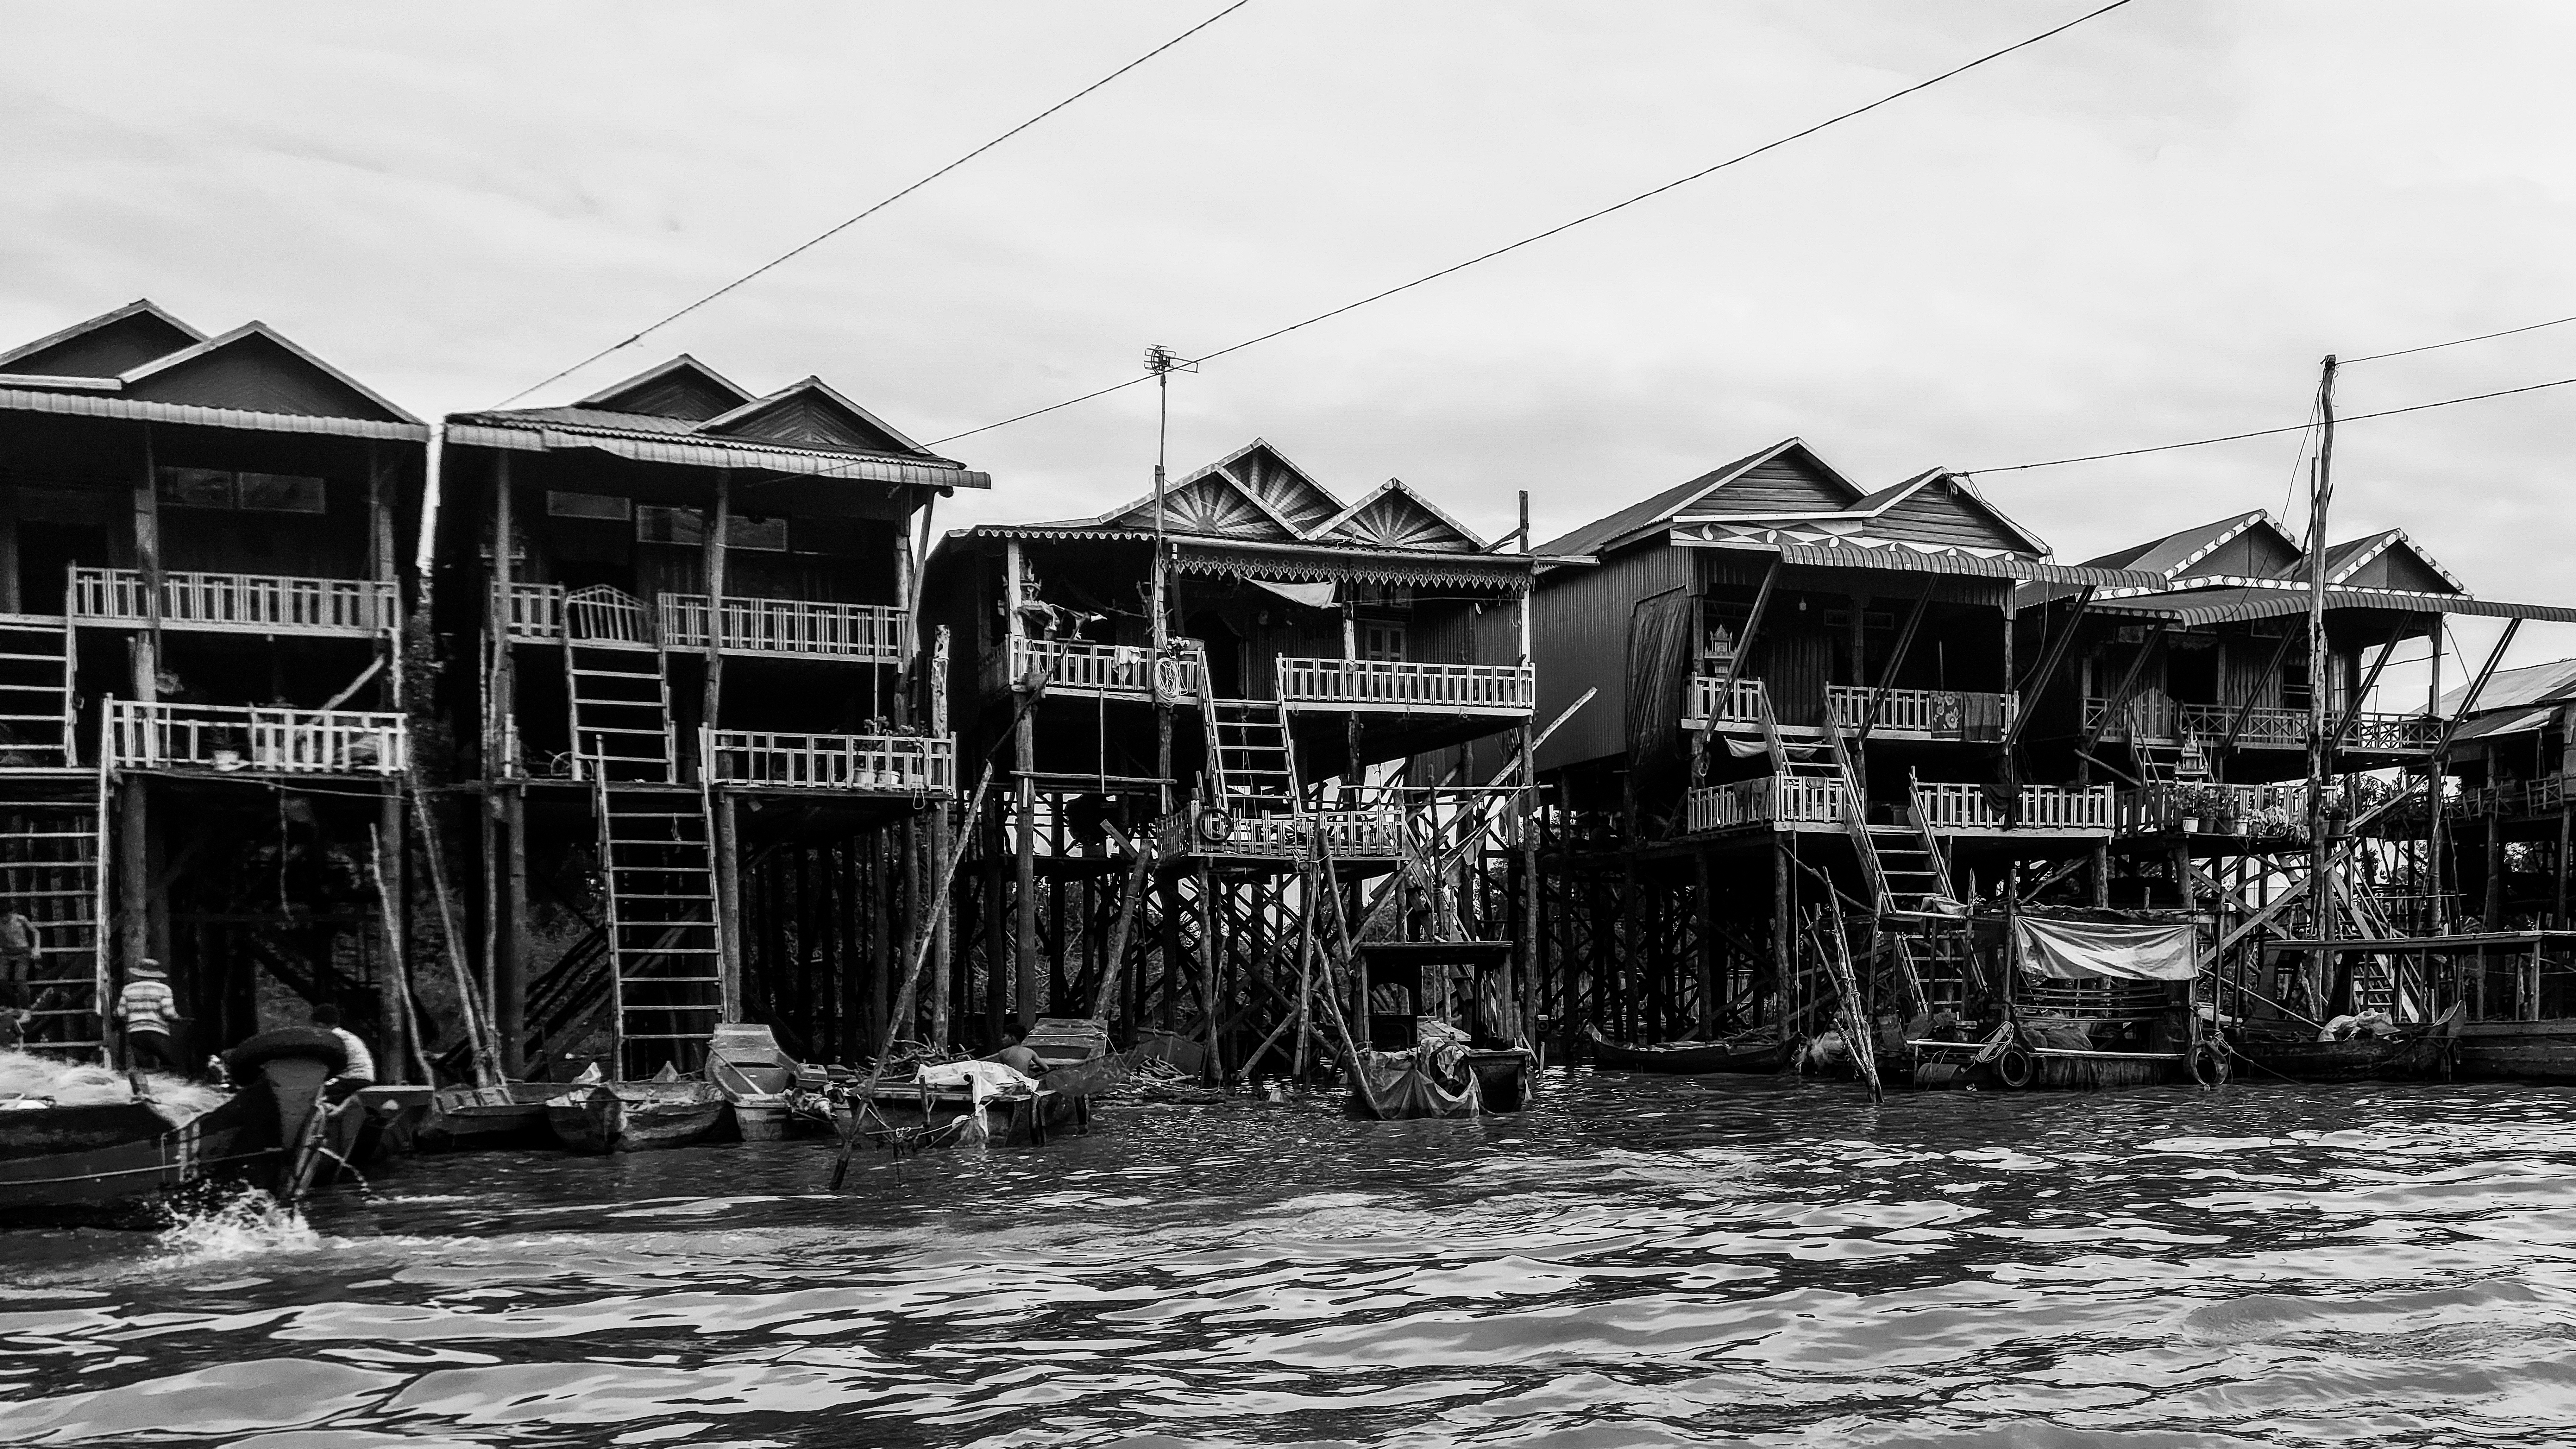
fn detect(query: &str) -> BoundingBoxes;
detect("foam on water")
[157,1191,323,1266]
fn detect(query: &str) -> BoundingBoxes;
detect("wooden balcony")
[1275,658,1534,714]
[106,700,405,776]
[1684,774,1847,834]
[1153,803,1406,863]
[499,582,565,641]
[1912,781,2113,836]
[2454,776,2565,820]
[661,594,904,663]
[705,730,954,797]
[1683,676,1766,730]
[2114,781,2312,840]
[2085,697,2439,754]
[1827,686,2010,743]
[1002,636,1205,702]
[73,568,394,638]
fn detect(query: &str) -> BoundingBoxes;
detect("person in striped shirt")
[113,960,181,1075]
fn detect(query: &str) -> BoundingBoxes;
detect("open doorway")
[16,522,110,616]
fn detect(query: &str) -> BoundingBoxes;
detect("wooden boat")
[839,1076,1083,1148]
[706,1023,796,1142]
[2232,1008,2460,1083]
[0,1046,349,1227]
[545,1080,724,1154]
[2453,1020,2576,1082]
[1345,1044,1534,1119]
[417,1080,562,1151]
[1586,1024,1786,1075]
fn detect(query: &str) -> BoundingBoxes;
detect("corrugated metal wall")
[1534,542,1691,770]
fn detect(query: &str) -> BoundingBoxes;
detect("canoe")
[2234,1031,2454,1083]
[419,1081,561,1152]
[706,1023,796,1141]
[546,1081,724,1154]
[1586,1025,1786,1075]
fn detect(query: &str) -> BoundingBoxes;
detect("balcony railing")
[2084,697,2437,754]
[1913,781,2113,833]
[1684,774,1847,833]
[661,594,904,663]
[1827,686,2010,742]
[1005,636,1205,701]
[1153,803,1406,861]
[73,568,394,638]
[2115,781,2313,839]
[1275,658,1535,713]
[706,730,954,796]
[106,700,406,776]
[1685,676,1767,729]
[2457,776,2566,820]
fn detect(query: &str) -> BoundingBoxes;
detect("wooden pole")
[2304,355,2339,947]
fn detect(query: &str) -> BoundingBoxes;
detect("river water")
[5,1072,2576,1446]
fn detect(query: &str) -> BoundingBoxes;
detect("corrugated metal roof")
[1681,538,2157,587]
[1530,442,1784,558]
[2095,586,2576,627]
[1175,540,1531,590]
[2450,704,2560,743]
[0,385,429,442]
[2437,658,2576,717]
[445,420,986,489]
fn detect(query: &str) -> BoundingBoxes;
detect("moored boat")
[1585,1024,1786,1075]
[706,1023,796,1141]
[418,1081,562,1152]
[545,1080,725,1153]
[839,1072,1082,1148]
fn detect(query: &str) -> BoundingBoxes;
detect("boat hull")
[841,1084,1082,1148]
[2235,1033,2453,1083]
[1587,1027,1785,1075]
[2454,1021,2576,1082]
[547,1083,724,1153]
[420,1082,561,1152]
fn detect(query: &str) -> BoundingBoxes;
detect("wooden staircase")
[2126,699,2212,787]
[0,615,76,770]
[0,800,106,1059]
[1201,699,1303,818]
[562,598,722,1074]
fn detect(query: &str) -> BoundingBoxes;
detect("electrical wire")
[2345,313,2576,366]
[922,0,2141,448]
[494,0,1256,409]
[1963,372,2576,478]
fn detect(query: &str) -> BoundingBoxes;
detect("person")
[113,960,181,1074]
[0,902,39,1011]
[986,1030,1045,1078]
[311,1003,376,1099]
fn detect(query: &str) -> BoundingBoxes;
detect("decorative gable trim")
[2325,527,2466,593]
[1315,478,1486,552]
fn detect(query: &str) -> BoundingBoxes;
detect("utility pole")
[1145,345,1194,816]
[2304,355,2339,983]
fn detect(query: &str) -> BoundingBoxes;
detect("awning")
[2014,917,2200,982]
[2095,586,2576,627]
[0,386,430,443]
[2450,705,2560,743]
[1676,538,2162,588]
[1246,576,1336,608]
[444,421,988,490]
[1174,540,1533,591]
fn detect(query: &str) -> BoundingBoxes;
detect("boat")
[545,1080,725,1153]
[2230,1005,2461,1083]
[1345,1028,1535,1119]
[417,1080,562,1151]
[705,1023,796,1141]
[1585,1024,1787,1074]
[0,1035,351,1227]
[839,1072,1084,1148]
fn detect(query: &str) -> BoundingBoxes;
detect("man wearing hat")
[114,960,181,1075]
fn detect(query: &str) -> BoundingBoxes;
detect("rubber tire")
[2191,1042,2230,1087]
[1194,807,1233,846]
[223,1026,348,1079]
[1994,1045,2036,1090]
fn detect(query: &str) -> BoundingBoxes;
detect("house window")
[155,468,325,513]
[547,490,632,520]
[236,473,327,513]
[636,506,788,551]
[2283,657,2312,712]
[1360,622,1407,662]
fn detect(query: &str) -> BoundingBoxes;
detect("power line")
[494,0,1256,409]
[1963,373,2576,478]
[2346,313,2576,366]
[923,0,2140,448]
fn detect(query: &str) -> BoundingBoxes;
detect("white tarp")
[2013,917,2200,982]
[1246,576,1337,608]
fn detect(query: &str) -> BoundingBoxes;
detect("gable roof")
[576,354,759,421]
[1316,479,1486,552]
[116,322,418,423]
[2081,510,2303,583]
[1203,439,1344,535]
[448,353,983,488]
[698,375,924,455]
[1535,439,1829,559]
[2311,528,2465,593]
[0,299,204,379]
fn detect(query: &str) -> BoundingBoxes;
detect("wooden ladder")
[595,780,725,1076]
[0,796,106,1059]
[1200,699,1303,818]
[0,614,76,770]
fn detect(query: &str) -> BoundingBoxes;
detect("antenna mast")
[1144,345,1195,814]
[2305,354,2339,961]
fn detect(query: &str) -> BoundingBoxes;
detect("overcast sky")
[5,1,2571,698]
